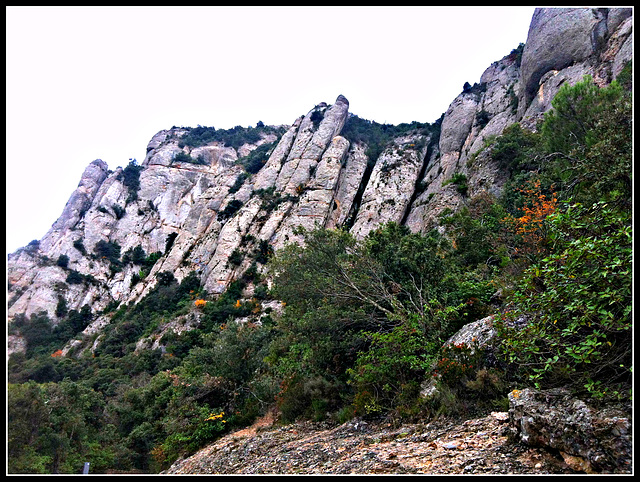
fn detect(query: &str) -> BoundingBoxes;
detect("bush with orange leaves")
[503,179,557,259]
[194,299,207,308]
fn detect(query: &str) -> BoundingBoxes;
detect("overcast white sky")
[6,6,536,254]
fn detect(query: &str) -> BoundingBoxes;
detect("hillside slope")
[7,8,632,475]
[8,9,631,342]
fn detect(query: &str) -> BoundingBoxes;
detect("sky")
[6,6,536,254]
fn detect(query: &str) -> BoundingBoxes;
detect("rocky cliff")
[7,8,632,360]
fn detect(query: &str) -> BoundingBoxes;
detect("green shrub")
[164,232,178,254]
[122,160,143,203]
[177,124,285,150]
[217,199,243,222]
[239,140,278,174]
[112,204,126,219]
[173,151,206,165]
[540,76,631,204]
[56,254,69,268]
[228,172,248,194]
[65,270,84,285]
[442,173,468,196]
[73,238,86,255]
[496,201,632,400]
[347,318,435,415]
[227,248,244,266]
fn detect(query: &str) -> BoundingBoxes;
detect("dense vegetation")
[341,114,439,164]
[175,122,286,151]
[8,75,632,473]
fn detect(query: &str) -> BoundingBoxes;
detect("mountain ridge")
[8,8,633,352]
[7,8,632,475]
[9,8,632,338]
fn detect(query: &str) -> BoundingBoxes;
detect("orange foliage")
[194,299,207,308]
[51,349,64,358]
[504,179,557,255]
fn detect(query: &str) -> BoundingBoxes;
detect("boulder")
[444,315,497,352]
[519,8,632,108]
[508,388,631,473]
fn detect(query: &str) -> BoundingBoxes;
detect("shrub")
[93,239,122,273]
[217,199,243,222]
[489,122,540,175]
[475,110,490,128]
[239,141,278,174]
[164,232,178,254]
[502,179,558,261]
[540,76,631,204]
[228,172,248,194]
[73,238,86,255]
[122,160,143,203]
[310,109,324,128]
[496,201,632,400]
[65,270,84,285]
[275,374,342,423]
[173,151,206,165]
[112,204,126,220]
[56,254,69,269]
[227,249,243,266]
[347,318,435,415]
[177,124,284,150]
[442,173,468,196]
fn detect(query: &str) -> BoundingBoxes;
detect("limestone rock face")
[521,8,602,105]
[406,7,631,234]
[325,142,369,230]
[520,8,632,106]
[271,135,351,249]
[351,132,431,240]
[7,8,632,357]
[520,7,632,117]
[39,159,110,253]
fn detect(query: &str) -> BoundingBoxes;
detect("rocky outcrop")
[351,132,431,240]
[520,8,632,108]
[406,7,632,234]
[405,45,522,232]
[443,315,497,352]
[39,159,110,253]
[508,388,632,474]
[7,94,357,323]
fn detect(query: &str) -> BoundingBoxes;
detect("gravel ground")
[164,411,578,475]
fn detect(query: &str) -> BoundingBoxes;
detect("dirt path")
[165,411,577,474]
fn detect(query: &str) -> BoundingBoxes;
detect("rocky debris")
[165,411,577,475]
[508,388,632,474]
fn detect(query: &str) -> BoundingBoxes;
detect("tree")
[122,160,143,203]
[541,76,631,204]
[266,224,459,419]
